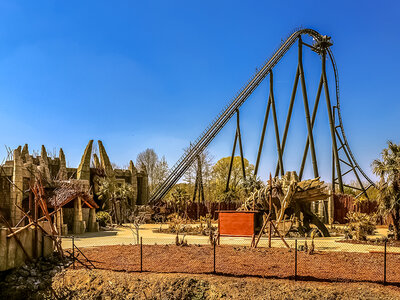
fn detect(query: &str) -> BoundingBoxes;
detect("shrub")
[96,211,111,227]
[345,212,377,240]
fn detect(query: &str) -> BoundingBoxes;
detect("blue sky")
[0,1,398,183]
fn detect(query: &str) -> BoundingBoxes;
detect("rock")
[5,274,17,283]
[18,268,30,277]
[39,281,47,290]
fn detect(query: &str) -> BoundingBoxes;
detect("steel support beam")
[255,92,272,176]
[269,71,284,176]
[298,74,323,180]
[274,66,300,177]
[226,131,238,192]
[332,107,336,194]
[236,110,246,180]
[322,49,344,193]
[298,37,319,178]
[335,127,366,196]
[226,110,246,191]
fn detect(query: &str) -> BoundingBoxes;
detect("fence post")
[294,239,297,281]
[140,237,143,272]
[213,238,216,274]
[72,236,75,269]
[384,240,387,285]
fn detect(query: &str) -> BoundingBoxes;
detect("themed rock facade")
[0,140,149,232]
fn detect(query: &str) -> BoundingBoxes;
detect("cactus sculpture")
[240,171,330,237]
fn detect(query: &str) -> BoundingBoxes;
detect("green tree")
[97,177,134,224]
[212,156,254,203]
[166,185,190,217]
[372,141,400,239]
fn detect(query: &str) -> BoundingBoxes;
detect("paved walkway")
[61,224,398,254]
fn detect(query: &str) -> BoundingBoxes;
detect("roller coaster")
[149,28,375,204]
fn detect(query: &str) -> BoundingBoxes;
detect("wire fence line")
[61,235,400,286]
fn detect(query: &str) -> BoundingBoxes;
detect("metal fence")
[61,234,400,286]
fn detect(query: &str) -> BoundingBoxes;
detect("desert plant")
[372,141,400,240]
[96,211,111,227]
[167,213,187,234]
[345,212,377,240]
[97,177,135,224]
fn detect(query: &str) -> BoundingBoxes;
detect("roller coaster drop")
[149,28,375,204]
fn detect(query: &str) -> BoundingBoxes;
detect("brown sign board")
[217,210,262,237]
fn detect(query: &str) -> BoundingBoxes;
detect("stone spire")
[39,145,51,181]
[92,153,101,169]
[98,140,114,178]
[77,140,93,181]
[58,148,67,180]
[21,144,29,162]
[129,160,138,205]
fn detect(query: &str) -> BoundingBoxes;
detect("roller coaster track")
[149,28,374,204]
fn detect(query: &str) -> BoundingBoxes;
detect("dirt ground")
[74,244,400,284]
[50,269,400,299]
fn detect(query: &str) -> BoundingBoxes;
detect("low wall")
[0,224,54,271]
[333,194,379,224]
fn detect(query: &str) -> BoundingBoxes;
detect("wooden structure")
[217,210,263,243]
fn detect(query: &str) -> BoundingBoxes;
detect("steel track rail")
[149,28,372,204]
[327,49,375,188]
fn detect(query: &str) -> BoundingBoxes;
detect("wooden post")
[384,240,387,285]
[140,237,143,272]
[72,236,75,269]
[268,173,273,248]
[268,222,272,248]
[213,238,216,274]
[34,192,38,258]
[294,239,298,281]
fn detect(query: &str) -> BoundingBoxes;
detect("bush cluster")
[96,211,111,227]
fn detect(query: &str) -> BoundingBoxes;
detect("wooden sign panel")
[218,211,256,237]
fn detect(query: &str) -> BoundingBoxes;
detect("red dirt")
[75,244,400,285]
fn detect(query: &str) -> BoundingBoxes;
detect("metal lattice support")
[226,110,246,192]
[149,29,374,204]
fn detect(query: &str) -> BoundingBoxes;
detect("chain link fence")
[61,231,400,286]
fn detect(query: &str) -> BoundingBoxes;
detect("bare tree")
[136,148,169,193]
[183,149,214,201]
[137,148,158,191]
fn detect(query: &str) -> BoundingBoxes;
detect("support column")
[236,110,246,180]
[269,71,284,176]
[88,208,99,232]
[328,190,334,224]
[226,131,238,192]
[56,209,61,235]
[275,66,299,177]
[322,49,343,193]
[255,95,271,176]
[11,149,23,226]
[298,37,319,178]
[73,197,85,234]
[299,75,323,180]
